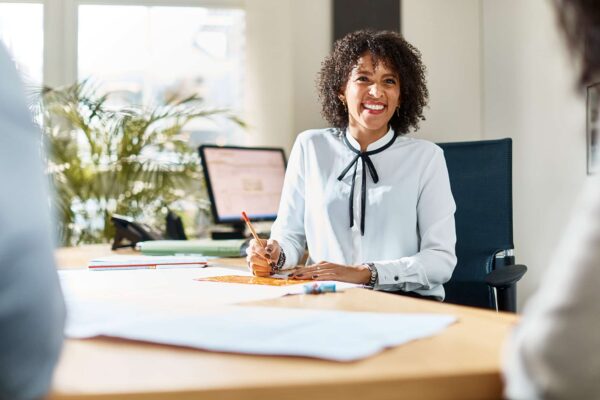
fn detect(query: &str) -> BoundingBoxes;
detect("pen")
[303,282,336,294]
[241,211,275,268]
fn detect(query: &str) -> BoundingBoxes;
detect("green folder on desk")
[138,239,249,257]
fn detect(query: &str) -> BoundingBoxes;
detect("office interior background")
[0,0,585,310]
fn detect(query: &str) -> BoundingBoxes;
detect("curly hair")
[317,30,428,135]
[554,0,600,86]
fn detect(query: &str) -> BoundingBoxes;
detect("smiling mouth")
[363,103,385,111]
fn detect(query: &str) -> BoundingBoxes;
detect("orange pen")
[241,211,275,268]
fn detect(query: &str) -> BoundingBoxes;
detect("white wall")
[244,0,330,152]
[402,0,587,308]
[482,0,586,308]
[402,0,483,142]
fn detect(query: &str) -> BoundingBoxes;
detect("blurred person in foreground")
[504,1,600,398]
[0,43,65,399]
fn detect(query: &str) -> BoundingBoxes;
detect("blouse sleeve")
[269,137,307,267]
[373,147,457,297]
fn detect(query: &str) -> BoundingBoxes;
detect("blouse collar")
[344,126,395,152]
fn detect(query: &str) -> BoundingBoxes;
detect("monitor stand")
[210,222,246,240]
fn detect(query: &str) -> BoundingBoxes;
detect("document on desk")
[59,266,360,338]
[59,267,454,361]
[60,266,288,312]
[68,306,457,362]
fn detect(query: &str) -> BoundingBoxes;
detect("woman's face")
[340,53,401,136]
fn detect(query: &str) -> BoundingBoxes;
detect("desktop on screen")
[199,145,287,224]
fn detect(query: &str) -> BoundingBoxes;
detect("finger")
[249,253,276,275]
[251,264,271,274]
[246,241,258,256]
[311,273,337,281]
[252,253,277,271]
[246,247,272,262]
[248,239,269,252]
[265,239,280,254]
[295,264,333,275]
[288,267,309,278]
[252,267,271,277]
[250,261,271,274]
[249,254,271,267]
[290,268,333,279]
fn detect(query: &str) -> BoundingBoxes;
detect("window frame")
[0,0,243,87]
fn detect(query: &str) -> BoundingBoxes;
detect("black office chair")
[438,138,527,312]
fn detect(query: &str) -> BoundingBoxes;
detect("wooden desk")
[51,245,517,400]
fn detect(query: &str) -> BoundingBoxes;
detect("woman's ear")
[338,94,346,103]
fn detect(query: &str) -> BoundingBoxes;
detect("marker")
[303,282,336,294]
[241,211,275,268]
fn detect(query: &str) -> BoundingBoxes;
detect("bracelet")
[271,249,286,273]
[365,262,378,288]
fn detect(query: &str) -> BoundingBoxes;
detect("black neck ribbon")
[337,132,397,235]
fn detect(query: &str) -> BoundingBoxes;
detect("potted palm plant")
[32,81,244,246]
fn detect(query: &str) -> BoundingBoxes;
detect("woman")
[246,30,456,300]
[504,1,600,398]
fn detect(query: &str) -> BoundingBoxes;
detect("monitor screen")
[199,145,287,224]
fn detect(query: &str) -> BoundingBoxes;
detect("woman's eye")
[385,79,397,85]
[356,76,369,82]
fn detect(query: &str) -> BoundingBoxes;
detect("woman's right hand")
[245,239,282,277]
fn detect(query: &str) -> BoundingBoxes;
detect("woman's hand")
[289,261,371,284]
[245,239,282,277]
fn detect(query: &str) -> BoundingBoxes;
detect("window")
[78,5,245,115]
[0,2,43,86]
[0,1,245,138]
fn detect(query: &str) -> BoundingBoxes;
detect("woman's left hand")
[289,261,371,284]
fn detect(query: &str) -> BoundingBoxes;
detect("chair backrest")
[437,138,514,309]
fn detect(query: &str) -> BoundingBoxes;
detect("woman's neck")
[348,124,389,151]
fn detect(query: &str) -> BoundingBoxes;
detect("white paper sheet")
[75,306,457,361]
[59,266,360,337]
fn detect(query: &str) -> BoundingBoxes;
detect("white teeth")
[364,103,384,110]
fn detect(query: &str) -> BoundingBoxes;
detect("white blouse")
[270,127,457,300]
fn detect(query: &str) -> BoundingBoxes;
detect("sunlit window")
[78,5,245,139]
[0,2,44,86]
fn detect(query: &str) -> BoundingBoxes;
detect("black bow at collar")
[337,132,397,235]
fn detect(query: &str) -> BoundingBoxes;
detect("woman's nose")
[369,83,382,97]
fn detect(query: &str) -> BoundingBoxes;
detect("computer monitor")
[199,145,287,238]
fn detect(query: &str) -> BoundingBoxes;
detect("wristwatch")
[364,262,378,288]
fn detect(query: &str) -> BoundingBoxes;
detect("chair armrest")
[485,264,527,288]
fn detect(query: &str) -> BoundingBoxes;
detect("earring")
[396,107,400,117]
